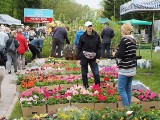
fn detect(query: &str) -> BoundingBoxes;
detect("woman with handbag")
[6,30,19,74]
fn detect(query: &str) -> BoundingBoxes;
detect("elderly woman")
[113,23,137,107]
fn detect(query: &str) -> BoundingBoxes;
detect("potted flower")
[45,87,70,113]
[20,87,47,117]
[65,85,96,109]
[133,89,160,110]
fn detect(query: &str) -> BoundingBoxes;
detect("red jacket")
[16,33,28,55]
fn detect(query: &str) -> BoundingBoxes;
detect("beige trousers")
[0,67,5,98]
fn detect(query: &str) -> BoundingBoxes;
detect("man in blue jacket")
[51,26,70,58]
[74,26,84,48]
[28,36,45,61]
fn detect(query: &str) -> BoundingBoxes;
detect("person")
[51,26,70,58]
[16,28,28,70]
[0,25,8,99]
[23,27,30,42]
[101,22,114,59]
[28,36,45,61]
[77,21,101,88]
[74,26,84,48]
[113,23,137,107]
[6,30,19,74]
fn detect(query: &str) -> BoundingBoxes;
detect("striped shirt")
[115,35,137,69]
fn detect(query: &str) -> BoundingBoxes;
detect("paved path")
[0,68,24,118]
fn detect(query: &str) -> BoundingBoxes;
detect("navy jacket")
[101,26,114,44]
[53,27,70,44]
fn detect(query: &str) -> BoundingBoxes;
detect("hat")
[85,21,93,27]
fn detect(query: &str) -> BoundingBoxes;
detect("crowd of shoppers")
[0,21,139,108]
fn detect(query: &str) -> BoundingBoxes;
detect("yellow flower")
[120,117,124,120]
[102,115,105,119]
[144,118,146,120]
[32,114,40,119]
[134,117,138,120]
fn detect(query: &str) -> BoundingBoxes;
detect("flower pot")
[117,96,140,108]
[21,105,46,117]
[141,101,160,111]
[47,103,70,113]
[71,103,94,110]
[94,103,117,110]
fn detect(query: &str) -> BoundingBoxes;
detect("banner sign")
[24,8,53,23]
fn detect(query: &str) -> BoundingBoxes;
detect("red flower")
[92,84,102,93]
[98,94,107,101]
[104,77,110,82]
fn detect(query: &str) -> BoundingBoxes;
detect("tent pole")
[150,12,155,73]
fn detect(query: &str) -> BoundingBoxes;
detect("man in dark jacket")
[51,26,70,58]
[101,22,114,59]
[77,21,101,88]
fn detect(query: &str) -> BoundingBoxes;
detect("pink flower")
[45,91,50,99]
[67,96,72,101]
[138,95,144,99]
[149,92,156,100]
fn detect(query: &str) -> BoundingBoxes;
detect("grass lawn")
[135,49,160,92]
[9,48,160,118]
[9,100,22,119]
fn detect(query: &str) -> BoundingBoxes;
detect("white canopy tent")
[120,0,160,71]
[0,14,22,25]
[120,0,160,15]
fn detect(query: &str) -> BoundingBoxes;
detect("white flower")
[126,111,133,115]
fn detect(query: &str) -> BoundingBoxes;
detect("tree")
[102,0,130,20]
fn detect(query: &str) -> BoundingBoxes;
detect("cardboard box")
[47,103,70,113]
[117,96,140,108]
[71,103,95,110]
[94,103,117,110]
[60,84,75,90]
[141,101,160,111]
[22,105,46,117]
[16,85,21,92]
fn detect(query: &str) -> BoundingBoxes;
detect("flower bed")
[31,104,160,120]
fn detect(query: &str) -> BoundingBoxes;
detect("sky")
[75,0,102,9]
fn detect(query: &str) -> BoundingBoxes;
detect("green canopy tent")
[118,19,152,25]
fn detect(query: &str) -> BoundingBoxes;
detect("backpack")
[0,45,7,63]
[8,40,16,54]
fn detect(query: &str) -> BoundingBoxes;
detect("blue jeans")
[118,75,133,107]
[81,58,100,88]
[101,43,111,59]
